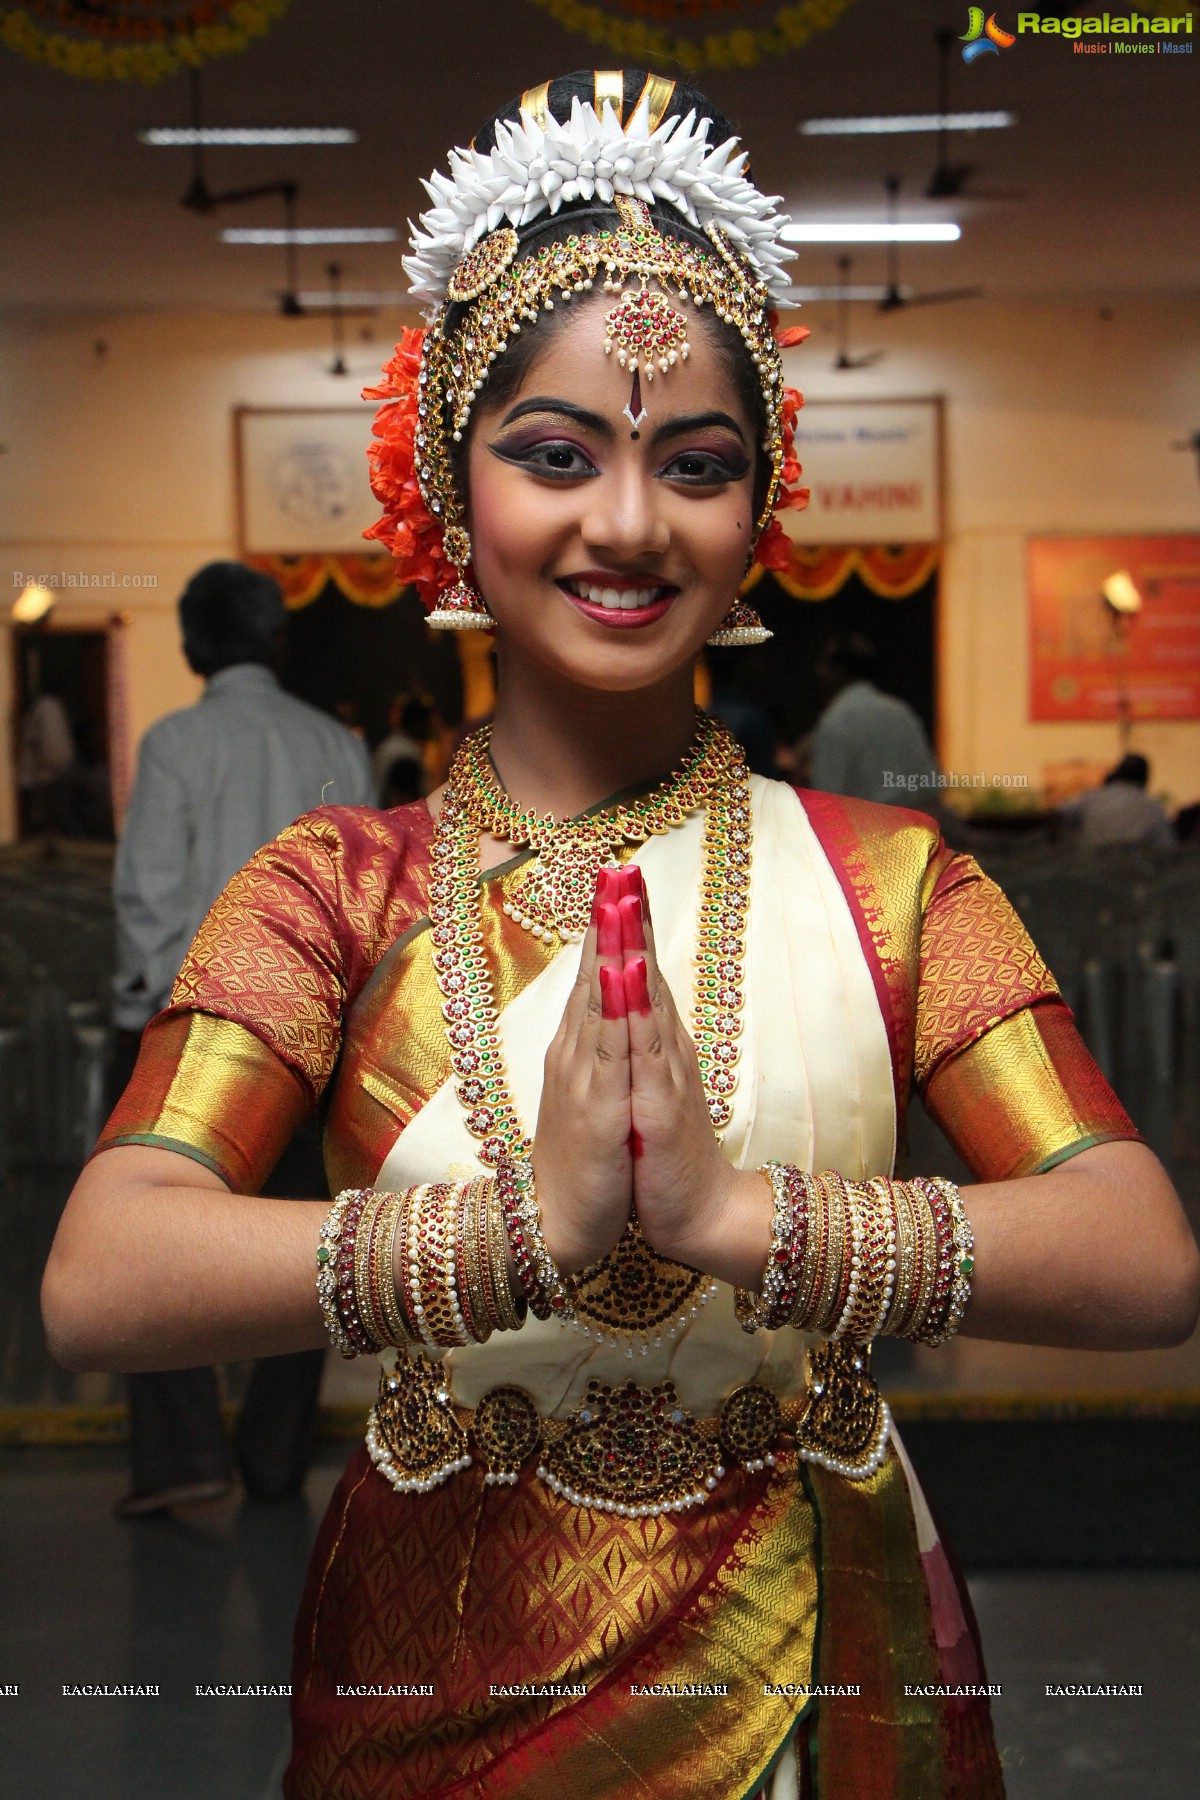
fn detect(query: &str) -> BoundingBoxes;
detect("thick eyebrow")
[497,397,612,434]
[496,397,749,448]
[650,410,747,447]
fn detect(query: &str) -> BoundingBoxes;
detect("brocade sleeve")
[93,804,433,1191]
[916,853,1140,1180]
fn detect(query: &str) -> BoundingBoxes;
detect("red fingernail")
[624,956,651,1016]
[595,867,617,907]
[617,865,643,901]
[596,903,622,957]
[618,893,646,953]
[600,963,626,1019]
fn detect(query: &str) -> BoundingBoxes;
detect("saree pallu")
[97,779,1138,1797]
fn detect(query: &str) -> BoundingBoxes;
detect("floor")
[1,1445,1197,1798]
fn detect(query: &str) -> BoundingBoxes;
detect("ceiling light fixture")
[296,290,406,308]
[222,227,398,245]
[790,285,913,302]
[781,222,961,243]
[140,127,358,146]
[799,111,1015,136]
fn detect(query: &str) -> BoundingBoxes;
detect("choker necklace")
[426,715,753,1351]
[450,711,729,944]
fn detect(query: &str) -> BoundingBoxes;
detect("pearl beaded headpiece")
[404,92,795,307]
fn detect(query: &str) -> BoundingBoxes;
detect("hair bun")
[472,69,744,172]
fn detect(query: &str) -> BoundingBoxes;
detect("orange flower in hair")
[363,328,454,610]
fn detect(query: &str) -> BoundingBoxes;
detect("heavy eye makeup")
[486,428,750,488]
[486,431,598,479]
[660,444,751,486]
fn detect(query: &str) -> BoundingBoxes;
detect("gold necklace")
[427,717,754,1350]
[451,711,728,943]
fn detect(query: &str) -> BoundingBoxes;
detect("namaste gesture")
[535,863,767,1289]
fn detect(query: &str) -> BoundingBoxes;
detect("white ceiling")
[1,0,1198,316]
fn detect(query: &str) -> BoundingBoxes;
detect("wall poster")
[235,407,380,556]
[1028,535,1200,721]
[775,392,943,546]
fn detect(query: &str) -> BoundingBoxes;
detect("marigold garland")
[0,0,290,84]
[525,0,858,72]
[362,321,809,612]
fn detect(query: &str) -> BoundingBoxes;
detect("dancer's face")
[466,292,758,694]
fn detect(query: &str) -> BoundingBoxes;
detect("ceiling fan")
[878,176,983,312]
[833,257,885,369]
[285,263,381,377]
[926,26,1030,202]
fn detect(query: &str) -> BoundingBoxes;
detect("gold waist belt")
[366,1343,892,1516]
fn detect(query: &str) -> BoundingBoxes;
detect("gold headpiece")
[414,195,785,585]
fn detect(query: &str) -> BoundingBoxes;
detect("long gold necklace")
[427,715,754,1351]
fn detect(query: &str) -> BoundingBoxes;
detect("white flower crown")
[405,93,795,307]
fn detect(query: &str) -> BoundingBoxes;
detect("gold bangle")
[375,1192,413,1348]
[461,1177,493,1343]
[486,1181,526,1332]
[910,1179,939,1340]
[882,1179,917,1338]
[812,1173,847,1335]
[354,1190,389,1352]
[788,1172,827,1331]
[861,1177,898,1341]
[830,1179,870,1343]
[427,1182,470,1347]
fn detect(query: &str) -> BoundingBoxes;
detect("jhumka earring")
[427,524,496,631]
[707,599,773,647]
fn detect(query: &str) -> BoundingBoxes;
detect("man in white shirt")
[808,633,940,808]
[111,561,373,1515]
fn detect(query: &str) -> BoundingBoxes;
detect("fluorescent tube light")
[788,286,912,302]
[296,291,407,307]
[781,223,961,243]
[222,228,398,245]
[140,127,358,145]
[799,112,1015,136]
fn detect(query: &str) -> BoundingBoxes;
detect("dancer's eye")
[488,438,598,479]
[660,449,750,486]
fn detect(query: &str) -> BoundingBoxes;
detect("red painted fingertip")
[624,955,652,1016]
[617,864,643,901]
[594,866,618,907]
[617,892,646,953]
[599,963,627,1019]
[596,902,622,957]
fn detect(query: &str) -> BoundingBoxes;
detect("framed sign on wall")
[235,407,379,555]
[776,395,943,546]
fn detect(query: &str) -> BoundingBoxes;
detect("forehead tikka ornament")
[604,282,690,433]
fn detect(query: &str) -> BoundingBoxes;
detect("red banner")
[1029,535,1200,722]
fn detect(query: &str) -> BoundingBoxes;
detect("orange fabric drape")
[744,543,940,602]
[246,554,405,611]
